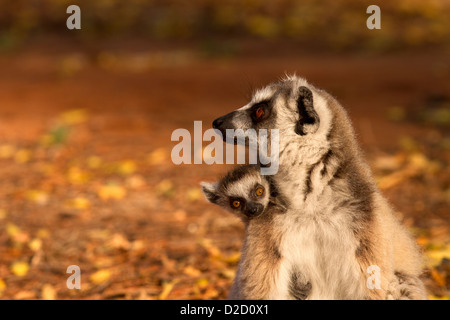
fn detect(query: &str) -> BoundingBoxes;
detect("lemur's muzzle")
[212,111,238,141]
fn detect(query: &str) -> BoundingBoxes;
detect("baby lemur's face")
[201,165,271,220]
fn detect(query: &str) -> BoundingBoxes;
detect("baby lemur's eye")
[255,187,264,196]
[232,200,241,208]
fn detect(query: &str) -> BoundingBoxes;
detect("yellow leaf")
[126,175,146,189]
[118,160,136,175]
[429,295,450,300]
[41,284,57,300]
[0,144,15,159]
[67,167,89,184]
[6,223,29,243]
[36,228,50,239]
[184,266,202,277]
[29,238,42,252]
[159,279,178,300]
[60,109,87,125]
[195,278,209,288]
[107,233,130,250]
[155,179,174,197]
[6,223,21,237]
[199,239,222,259]
[26,190,49,205]
[14,290,35,300]
[148,148,167,165]
[14,149,31,164]
[416,236,429,247]
[11,261,29,277]
[425,245,450,267]
[186,188,202,202]
[430,268,446,287]
[90,269,111,285]
[67,197,91,210]
[97,184,126,201]
[222,252,241,264]
[87,156,102,169]
[0,278,6,296]
[220,268,236,279]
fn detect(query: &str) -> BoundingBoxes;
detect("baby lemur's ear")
[200,182,220,204]
[295,86,320,136]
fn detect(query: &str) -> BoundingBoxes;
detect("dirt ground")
[0,37,449,299]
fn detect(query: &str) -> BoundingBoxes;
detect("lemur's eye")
[255,107,264,119]
[255,187,264,196]
[232,200,241,208]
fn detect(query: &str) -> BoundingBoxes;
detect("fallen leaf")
[67,167,90,184]
[60,109,87,125]
[98,184,126,201]
[159,279,179,300]
[118,160,137,175]
[6,223,29,244]
[199,239,222,259]
[14,149,31,164]
[148,148,167,165]
[430,268,446,287]
[67,197,91,210]
[155,179,175,198]
[184,266,202,277]
[425,245,450,267]
[220,268,236,279]
[186,188,202,202]
[87,156,102,169]
[41,284,57,300]
[429,295,450,300]
[14,290,35,300]
[0,279,6,296]
[196,278,209,288]
[28,238,42,252]
[126,175,146,189]
[107,233,130,250]
[36,229,50,239]
[0,144,15,159]
[11,261,30,277]
[26,190,49,205]
[90,269,112,285]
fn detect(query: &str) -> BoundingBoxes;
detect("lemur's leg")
[228,216,285,300]
[235,239,282,299]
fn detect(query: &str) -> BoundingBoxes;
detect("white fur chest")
[270,209,367,300]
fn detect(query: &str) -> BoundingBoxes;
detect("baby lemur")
[202,165,311,300]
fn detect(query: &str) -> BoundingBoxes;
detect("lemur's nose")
[212,118,224,129]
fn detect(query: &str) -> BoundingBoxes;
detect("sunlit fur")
[210,75,426,300]
[202,165,293,299]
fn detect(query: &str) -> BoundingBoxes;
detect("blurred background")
[0,0,449,300]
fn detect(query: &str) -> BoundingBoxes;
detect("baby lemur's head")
[201,165,286,221]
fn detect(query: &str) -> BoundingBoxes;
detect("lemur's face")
[212,76,332,158]
[201,165,271,220]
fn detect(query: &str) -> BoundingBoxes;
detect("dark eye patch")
[229,197,246,210]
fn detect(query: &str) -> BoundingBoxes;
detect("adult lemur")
[207,75,426,300]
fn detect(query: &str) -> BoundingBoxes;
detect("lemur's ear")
[269,197,288,214]
[295,86,320,135]
[200,182,220,204]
